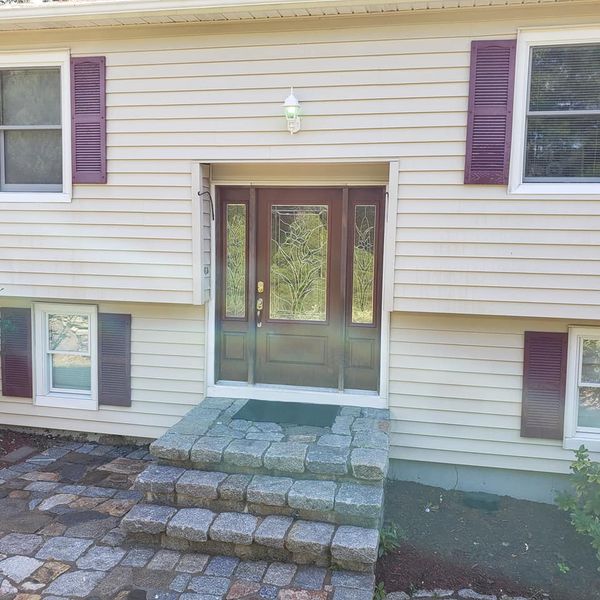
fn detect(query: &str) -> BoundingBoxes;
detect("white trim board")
[203,159,397,408]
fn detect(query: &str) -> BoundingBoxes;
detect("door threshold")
[207,382,387,408]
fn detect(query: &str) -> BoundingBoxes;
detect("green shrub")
[556,445,600,569]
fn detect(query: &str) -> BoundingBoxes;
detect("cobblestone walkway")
[0,441,374,599]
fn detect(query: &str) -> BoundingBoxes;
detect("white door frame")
[203,160,399,409]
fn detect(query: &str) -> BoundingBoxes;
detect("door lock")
[256,298,264,310]
[257,281,264,293]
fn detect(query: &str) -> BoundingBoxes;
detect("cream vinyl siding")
[389,313,600,475]
[0,299,205,438]
[0,3,599,313]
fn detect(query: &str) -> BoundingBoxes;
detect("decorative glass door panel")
[216,186,384,392]
[270,205,328,322]
[351,205,376,325]
[225,204,247,319]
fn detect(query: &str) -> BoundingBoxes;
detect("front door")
[216,186,384,392]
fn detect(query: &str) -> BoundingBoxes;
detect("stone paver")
[0,556,43,582]
[209,512,258,544]
[44,569,106,597]
[35,537,93,562]
[0,417,389,599]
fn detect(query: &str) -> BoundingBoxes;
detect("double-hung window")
[0,50,71,202]
[511,28,600,194]
[34,303,98,410]
[565,327,600,451]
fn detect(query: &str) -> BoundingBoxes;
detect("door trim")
[204,161,398,409]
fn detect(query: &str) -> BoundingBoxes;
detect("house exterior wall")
[0,2,599,315]
[0,3,599,479]
[389,312,600,475]
[0,299,205,439]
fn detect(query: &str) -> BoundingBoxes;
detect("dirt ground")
[378,480,600,600]
[0,428,55,466]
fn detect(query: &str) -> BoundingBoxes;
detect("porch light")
[283,87,301,134]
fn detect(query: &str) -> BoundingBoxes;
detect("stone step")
[149,399,390,485]
[134,463,384,529]
[121,503,379,573]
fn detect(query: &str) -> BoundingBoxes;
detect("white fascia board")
[0,0,410,22]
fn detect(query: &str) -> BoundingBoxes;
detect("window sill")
[0,192,71,204]
[35,393,97,411]
[564,435,600,453]
[510,183,600,196]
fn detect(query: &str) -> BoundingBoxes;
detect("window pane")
[525,116,600,180]
[581,339,600,384]
[529,44,600,112]
[51,355,91,391]
[270,205,328,322]
[578,387,600,429]
[48,314,89,353]
[352,205,376,324]
[1,68,61,126]
[4,129,62,185]
[225,204,247,318]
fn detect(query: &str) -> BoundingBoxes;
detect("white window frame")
[565,326,600,452]
[510,26,600,196]
[0,49,71,203]
[33,302,98,411]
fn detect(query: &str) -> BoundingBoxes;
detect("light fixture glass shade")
[283,88,301,134]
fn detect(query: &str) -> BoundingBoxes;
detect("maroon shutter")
[0,308,33,398]
[521,331,568,440]
[464,40,516,185]
[98,313,131,407]
[71,56,107,184]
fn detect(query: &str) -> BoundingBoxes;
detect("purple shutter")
[521,331,568,440]
[71,56,107,184]
[98,313,131,407]
[0,308,33,398]
[464,40,516,185]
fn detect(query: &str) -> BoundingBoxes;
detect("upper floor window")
[0,50,71,203]
[510,27,600,194]
[0,68,62,192]
[525,43,600,182]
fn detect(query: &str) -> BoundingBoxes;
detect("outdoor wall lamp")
[283,88,301,134]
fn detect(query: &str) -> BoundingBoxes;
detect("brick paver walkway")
[0,440,374,599]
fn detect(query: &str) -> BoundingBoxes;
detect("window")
[525,44,600,182]
[34,303,97,410]
[565,327,600,451]
[0,50,71,202]
[510,28,600,194]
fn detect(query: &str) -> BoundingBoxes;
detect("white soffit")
[0,0,589,31]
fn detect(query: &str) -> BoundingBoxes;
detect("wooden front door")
[216,186,384,392]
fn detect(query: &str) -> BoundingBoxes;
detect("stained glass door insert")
[270,205,328,322]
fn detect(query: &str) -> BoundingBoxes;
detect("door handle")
[256,298,263,328]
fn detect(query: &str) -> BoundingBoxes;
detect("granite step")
[134,463,385,529]
[121,503,380,573]
[149,398,390,485]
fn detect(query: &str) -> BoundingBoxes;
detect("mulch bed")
[378,480,600,600]
[0,428,55,466]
